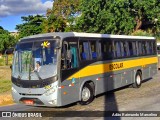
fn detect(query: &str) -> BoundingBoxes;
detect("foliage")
[0,26,4,30]
[129,0,160,34]
[131,30,153,36]
[0,27,17,52]
[156,34,160,41]
[76,0,160,35]
[16,15,45,38]
[53,0,80,18]
[1,0,159,45]
[0,66,12,93]
[42,0,80,32]
[0,55,13,66]
[0,79,11,94]
[42,12,66,32]
[76,0,135,34]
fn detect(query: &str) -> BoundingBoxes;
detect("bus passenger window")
[146,42,150,55]
[101,40,113,60]
[98,42,102,58]
[115,41,121,58]
[79,41,90,60]
[121,42,128,57]
[109,42,114,59]
[69,42,79,68]
[120,42,124,57]
[149,42,154,54]
[142,42,146,55]
[101,41,106,59]
[132,42,137,56]
[128,42,133,56]
[90,41,97,59]
[138,42,142,55]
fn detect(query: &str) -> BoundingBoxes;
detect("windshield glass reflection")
[12,40,58,80]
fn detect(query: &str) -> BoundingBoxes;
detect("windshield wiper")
[34,71,42,80]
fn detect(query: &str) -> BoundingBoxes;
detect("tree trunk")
[135,19,142,31]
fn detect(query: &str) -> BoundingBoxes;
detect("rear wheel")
[79,83,94,105]
[132,71,142,88]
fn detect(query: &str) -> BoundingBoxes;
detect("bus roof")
[20,32,155,41]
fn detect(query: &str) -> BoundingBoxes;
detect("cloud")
[0,0,53,17]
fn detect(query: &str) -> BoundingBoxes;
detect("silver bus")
[11,32,158,106]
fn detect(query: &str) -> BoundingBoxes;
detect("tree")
[76,0,135,34]
[0,26,4,30]
[129,0,160,34]
[76,0,160,35]
[43,0,80,32]
[42,11,66,32]
[16,15,45,38]
[0,28,17,53]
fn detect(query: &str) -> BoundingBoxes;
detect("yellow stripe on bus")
[68,57,158,80]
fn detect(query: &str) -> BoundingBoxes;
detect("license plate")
[23,100,34,105]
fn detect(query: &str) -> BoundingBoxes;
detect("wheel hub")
[82,87,90,101]
[137,75,141,85]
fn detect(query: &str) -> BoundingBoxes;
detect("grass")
[0,79,11,94]
[0,67,13,106]
[0,58,5,66]
[0,54,13,66]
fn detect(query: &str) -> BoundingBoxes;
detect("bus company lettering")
[109,63,123,70]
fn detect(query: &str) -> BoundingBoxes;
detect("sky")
[0,0,53,32]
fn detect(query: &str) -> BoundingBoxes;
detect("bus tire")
[132,71,142,88]
[79,83,94,105]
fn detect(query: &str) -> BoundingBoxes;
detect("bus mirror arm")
[66,50,72,60]
[56,46,61,49]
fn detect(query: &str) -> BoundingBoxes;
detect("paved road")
[0,71,160,120]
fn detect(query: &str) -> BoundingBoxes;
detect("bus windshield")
[12,40,58,80]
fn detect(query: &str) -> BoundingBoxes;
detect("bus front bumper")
[11,83,60,107]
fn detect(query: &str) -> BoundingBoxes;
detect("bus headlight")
[44,87,56,96]
[12,87,17,93]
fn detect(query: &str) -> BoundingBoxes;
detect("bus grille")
[19,93,42,96]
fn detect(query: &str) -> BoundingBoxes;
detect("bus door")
[60,39,80,105]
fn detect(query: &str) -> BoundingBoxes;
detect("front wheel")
[132,71,142,88]
[79,83,94,105]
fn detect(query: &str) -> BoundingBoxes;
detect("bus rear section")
[157,43,160,69]
[59,35,158,106]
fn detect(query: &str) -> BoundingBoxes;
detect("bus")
[157,42,160,69]
[11,32,158,107]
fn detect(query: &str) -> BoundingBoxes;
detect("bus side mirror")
[61,53,65,59]
[66,50,72,60]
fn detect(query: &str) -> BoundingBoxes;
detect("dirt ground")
[0,66,11,80]
[0,66,13,106]
[0,91,13,106]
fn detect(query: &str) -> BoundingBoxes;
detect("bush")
[131,30,153,36]
[155,34,160,42]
